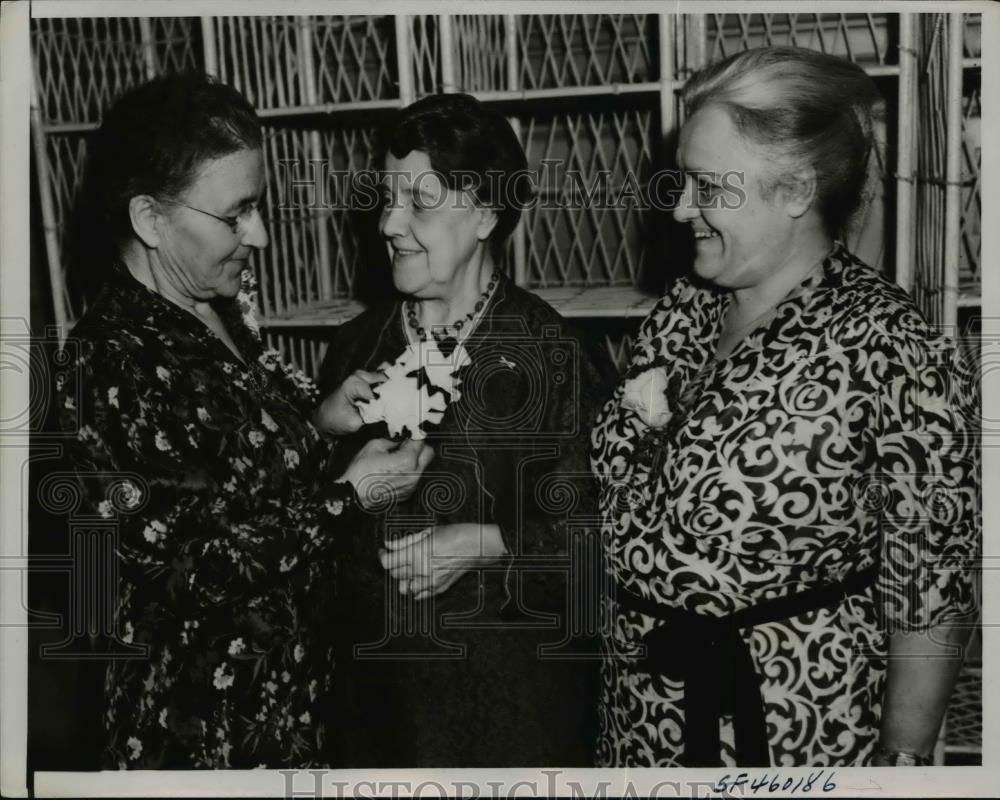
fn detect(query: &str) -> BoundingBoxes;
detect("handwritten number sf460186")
[712,771,837,794]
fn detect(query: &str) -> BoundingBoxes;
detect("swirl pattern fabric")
[590,245,980,767]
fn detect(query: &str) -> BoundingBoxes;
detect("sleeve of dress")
[874,330,980,631]
[315,320,354,397]
[314,308,388,396]
[492,322,613,603]
[61,338,358,612]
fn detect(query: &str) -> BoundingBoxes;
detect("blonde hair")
[682,47,881,236]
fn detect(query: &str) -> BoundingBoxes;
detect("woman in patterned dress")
[590,47,979,768]
[58,73,432,768]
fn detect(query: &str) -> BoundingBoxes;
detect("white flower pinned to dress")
[621,367,672,429]
[355,338,471,440]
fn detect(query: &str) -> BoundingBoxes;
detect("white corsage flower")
[355,339,471,440]
[621,367,672,428]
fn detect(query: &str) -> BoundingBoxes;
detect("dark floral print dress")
[58,264,358,769]
[590,245,980,767]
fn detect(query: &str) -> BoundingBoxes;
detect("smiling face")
[157,148,268,301]
[379,150,495,300]
[673,105,799,290]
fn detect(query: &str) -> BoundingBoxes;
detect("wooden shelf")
[258,285,660,329]
[260,298,366,328]
[532,285,658,318]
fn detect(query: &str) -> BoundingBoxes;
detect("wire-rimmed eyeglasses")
[170,201,262,235]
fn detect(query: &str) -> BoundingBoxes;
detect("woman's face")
[379,150,494,300]
[156,148,268,301]
[673,105,799,290]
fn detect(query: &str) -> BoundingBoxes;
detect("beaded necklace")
[404,268,500,343]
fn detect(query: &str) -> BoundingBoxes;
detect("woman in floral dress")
[59,74,432,768]
[590,48,979,767]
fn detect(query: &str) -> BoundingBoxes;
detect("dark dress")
[58,264,358,768]
[316,274,614,766]
[590,245,980,766]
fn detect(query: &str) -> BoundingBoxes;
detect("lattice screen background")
[30,14,983,762]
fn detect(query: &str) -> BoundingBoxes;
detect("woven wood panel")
[706,14,893,67]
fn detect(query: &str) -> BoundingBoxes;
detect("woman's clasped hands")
[378,522,508,601]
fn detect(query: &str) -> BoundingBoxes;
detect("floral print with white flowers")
[59,264,356,769]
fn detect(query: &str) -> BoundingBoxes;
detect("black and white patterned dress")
[590,245,979,767]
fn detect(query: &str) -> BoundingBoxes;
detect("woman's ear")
[475,206,499,241]
[128,195,162,248]
[782,167,818,219]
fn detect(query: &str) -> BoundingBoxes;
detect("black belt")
[614,563,879,767]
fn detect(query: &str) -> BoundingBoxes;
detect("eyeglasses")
[171,201,262,235]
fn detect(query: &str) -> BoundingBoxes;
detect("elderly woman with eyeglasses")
[58,73,432,769]
[591,47,979,768]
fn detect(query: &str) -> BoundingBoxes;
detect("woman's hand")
[341,438,433,510]
[378,523,508,601]
[313,370,384,435]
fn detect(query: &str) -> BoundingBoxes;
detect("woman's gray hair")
[682,46,882,237]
